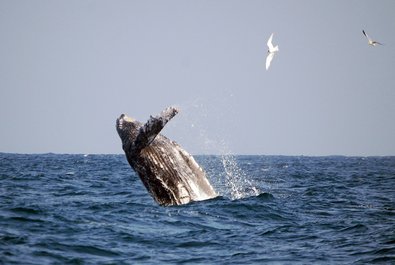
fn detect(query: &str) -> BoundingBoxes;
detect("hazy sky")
[1,0,394,156]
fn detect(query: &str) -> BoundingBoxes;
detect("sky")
[1,0,395,156]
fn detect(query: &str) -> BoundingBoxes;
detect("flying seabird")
[266,33,279,70]
[362,30,383,46]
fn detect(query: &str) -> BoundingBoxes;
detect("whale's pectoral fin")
[134,106,179,150]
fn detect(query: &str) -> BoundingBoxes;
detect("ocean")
[0,153,394,264]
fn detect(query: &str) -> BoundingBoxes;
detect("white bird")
[266,33,279,70]
[362,30,383,46]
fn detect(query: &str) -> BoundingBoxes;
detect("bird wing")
[266,52,275,70]
[362,30,372,42]
[267,33,274,50]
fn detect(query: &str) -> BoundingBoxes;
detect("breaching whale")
[116,106,217,206]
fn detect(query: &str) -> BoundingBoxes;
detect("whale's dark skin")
[116,106,217,206]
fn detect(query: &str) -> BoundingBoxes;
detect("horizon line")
[1,152,394,158]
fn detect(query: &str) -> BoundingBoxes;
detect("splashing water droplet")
[221,153,261,200]
[176,99,262,200]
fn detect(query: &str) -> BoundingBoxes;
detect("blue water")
[1,153,394,264]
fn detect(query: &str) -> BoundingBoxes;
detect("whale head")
[116,114,141,152]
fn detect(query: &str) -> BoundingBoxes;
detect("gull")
[362,30,383,46]
[266,33,279,70]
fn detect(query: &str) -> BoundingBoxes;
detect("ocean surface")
[1,153,394,264]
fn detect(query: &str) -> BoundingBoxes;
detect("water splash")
[174,98,261,200]
[220,152,260,200]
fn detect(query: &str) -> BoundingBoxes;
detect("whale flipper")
[134,107,179,152]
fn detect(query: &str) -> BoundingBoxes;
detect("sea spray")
[220,152,260,200]
[174,99,261,200]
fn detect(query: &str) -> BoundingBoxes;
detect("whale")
[116,106,217,206]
